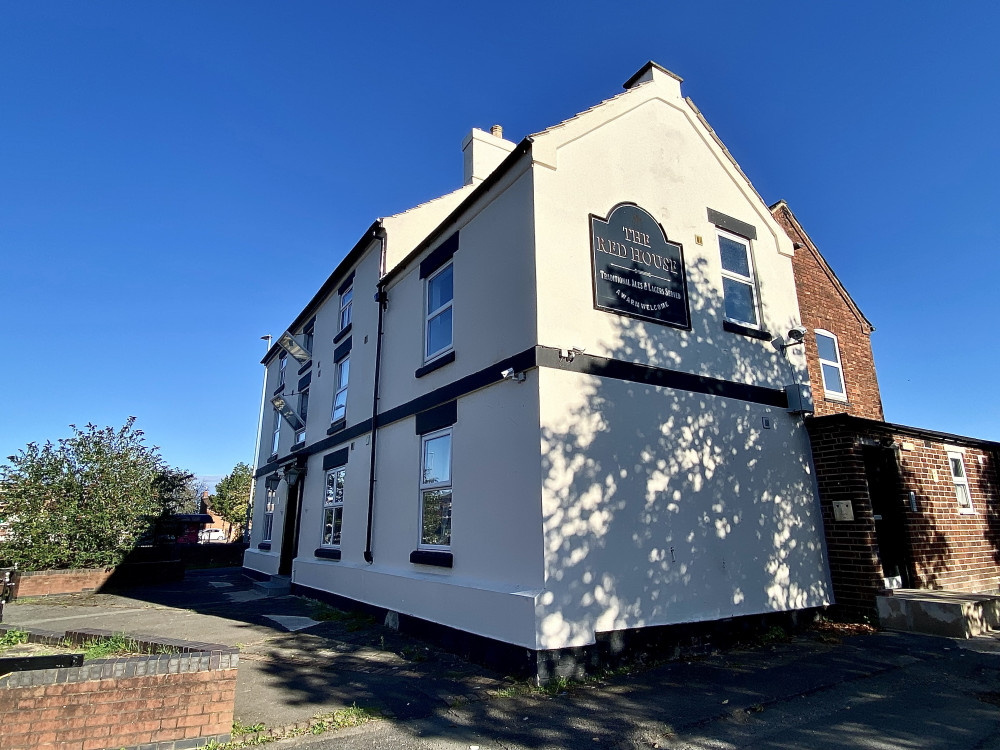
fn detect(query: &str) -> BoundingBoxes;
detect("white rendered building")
[244,62,832,676]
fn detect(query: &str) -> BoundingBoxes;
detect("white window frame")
[424,262,454,363]
[717,229,761,329]
[815,329,847,401]
[270,408,281,457]
[339,285,353,331]
[295,388,309,444]
[419,427,453,549]
[278,354,287,388]
[302,323,314,357]
[262,481,277,542]
[322,465,346,547]
[947,450,975,514]
[331,355,349,424]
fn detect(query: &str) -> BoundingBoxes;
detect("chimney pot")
[490,124,503,138]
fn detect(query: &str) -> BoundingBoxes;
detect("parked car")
[198,528,227,544]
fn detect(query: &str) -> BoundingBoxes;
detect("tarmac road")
[6,567,1000,749]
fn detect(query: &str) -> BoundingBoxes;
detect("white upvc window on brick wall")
[815,329,847,401]
[947,450,975,514]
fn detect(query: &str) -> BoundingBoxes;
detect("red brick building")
[775,201,1000,617]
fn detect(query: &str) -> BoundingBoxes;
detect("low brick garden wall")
[0,627,238,750]
[11,569,117,598]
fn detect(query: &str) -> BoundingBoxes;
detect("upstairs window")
[815,330,847,401]
[339,285,353,331]
[322,466,346,547]
[302,323,314,357]
[717,229,759,328]
[278,354,288,388]
[270,408,281,457]
[419,428,453,548]
[425,263,453,361]
[295,388,309,444]
[331,356,349,424]
[948,451,974,513]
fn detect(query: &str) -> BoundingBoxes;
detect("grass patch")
[214,704,380,748]
[306,600,375,631]
[0,629,29,653]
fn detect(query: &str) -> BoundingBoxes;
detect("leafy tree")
[0,418,166,571]
[211,462,252,539]
[153,466,199,516]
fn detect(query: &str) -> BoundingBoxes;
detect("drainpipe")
[364,229,388,564]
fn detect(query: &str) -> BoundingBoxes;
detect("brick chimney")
[462,125,515,186]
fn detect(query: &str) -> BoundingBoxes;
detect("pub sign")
[590,204,690,329]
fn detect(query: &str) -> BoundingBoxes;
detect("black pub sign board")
[590,203,690,329]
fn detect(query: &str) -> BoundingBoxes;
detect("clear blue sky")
[2,2,998,479]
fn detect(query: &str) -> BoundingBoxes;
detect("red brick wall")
[807,415,1000,617]
[13,569,115,599]
[0,632,237,750]
[772,204,884,421]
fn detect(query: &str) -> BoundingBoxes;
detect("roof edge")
[770,200,875,333]
[378,138,533,288]
[262,220,384,365]
[623,61,683,89]
[808,413,1000,452]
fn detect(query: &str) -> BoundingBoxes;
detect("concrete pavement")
[6,568,1000,749]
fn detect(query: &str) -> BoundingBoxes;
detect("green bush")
[0,418,177,571]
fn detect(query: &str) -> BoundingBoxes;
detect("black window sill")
[290,441,306,453]
[267,453,278,463]
[723,320,772,341]
[298,360,312,375]
[314,547,341,560]
[333,323,352,345]
[415,351,455,379]
[273,384,285,396]
[326,418,347,436]
[409,549,453,568]
[257,542,272,550]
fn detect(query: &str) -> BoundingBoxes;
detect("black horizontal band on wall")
[254,345,786,479]
[298,372,312,391]
[333,323,352,345]
[323,447,350,470]
[535,346,787,408]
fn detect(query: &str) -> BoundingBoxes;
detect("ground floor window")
[262,480,277,542]
[419,428,452,547]
[323,466,346,546]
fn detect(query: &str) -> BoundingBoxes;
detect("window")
[419,428,452,548]
[278,354,288,388]
[262,481,277,542]
[302,323,314,357]
[815,330,847,401]
[270,408,281,457]
[717,230,759,328]
[339,285,353,331]
[322,466,346,547]
[425,263,453,361]
[948,451,974,513]
[331,356,349,423]
[295,388,309,444]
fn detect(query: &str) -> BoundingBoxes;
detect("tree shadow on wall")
[536,258,833,658]
[896,454,951,590]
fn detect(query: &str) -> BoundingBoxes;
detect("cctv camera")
[500,368,515,379]
[787,326,807,343]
